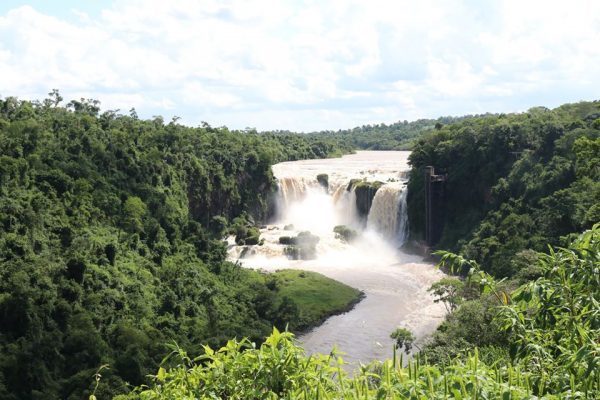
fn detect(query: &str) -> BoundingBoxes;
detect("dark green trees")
[407,101,600,277]
[0,94,352,399]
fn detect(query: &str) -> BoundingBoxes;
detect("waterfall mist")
[227,151,445,366]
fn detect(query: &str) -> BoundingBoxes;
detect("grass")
[271,269,363,331]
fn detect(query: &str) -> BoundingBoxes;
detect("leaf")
[157,367,167,382]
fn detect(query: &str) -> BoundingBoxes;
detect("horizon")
[3,91,597,133]
[1,0,599,131]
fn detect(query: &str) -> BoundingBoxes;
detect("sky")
[0,0,599,131]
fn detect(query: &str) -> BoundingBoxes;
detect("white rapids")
[227,151,445,367]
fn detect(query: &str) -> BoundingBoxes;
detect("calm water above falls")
[228,151,445,367]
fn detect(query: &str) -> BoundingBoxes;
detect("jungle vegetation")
[404,100,599,389]
[268,116,461,150]
[0,93,355,399]
[408,101,600,277]
[1,93,598,399]
[121,226,600,399]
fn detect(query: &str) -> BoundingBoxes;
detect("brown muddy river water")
[228,151,445,367]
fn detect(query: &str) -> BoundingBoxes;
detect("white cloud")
[0,0,599,131]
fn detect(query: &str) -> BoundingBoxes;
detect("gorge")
[1,95,597,398]
[227,151,445,365]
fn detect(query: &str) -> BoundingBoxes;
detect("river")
[227,151,445,367]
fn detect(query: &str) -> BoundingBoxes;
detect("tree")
[390,327,416,354]
[123,196,147,233]
[47,89,63,107]
[428,277,464,313]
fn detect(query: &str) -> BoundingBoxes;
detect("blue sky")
[0,0,599,131]
[0,0,106,20]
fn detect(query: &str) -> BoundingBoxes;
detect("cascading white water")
[227,151,445,367]
[277,177,312,207]
[366,182,409,244]
[336,185,360,230]
[396,188,409,244]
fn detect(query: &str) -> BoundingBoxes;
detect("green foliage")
[408,100,600,277]
[390,327,416,354]
[0,94,353,399]
[298,116,461,150]
[235,225,261,245]
[428,277,465,312]
[123,196,147,233]
[425,227,599,395]
[269,270,362,331]
[498,225,600,394]
[258,131,355,160]
[120,229,599,399]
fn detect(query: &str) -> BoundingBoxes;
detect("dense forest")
[402,101,600,387]
[407,101,600,276]
[1,93,598,399]
[0,94,355,399]
[266,116,460,150]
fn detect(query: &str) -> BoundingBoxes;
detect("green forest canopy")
[0,93,598,399]
[0,94,355,399]
[407,101,600,277]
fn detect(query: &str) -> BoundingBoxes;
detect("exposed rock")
[348,180,384,219]
[282,231,320,260]
[235,225,261,245]
[333,225,358,243]
[316,173,329,191]
[279,236,293,245]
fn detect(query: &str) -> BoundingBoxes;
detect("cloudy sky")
[0,0,599,131]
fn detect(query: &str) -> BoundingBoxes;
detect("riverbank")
[266,269,364,332]
[227,151,447,366]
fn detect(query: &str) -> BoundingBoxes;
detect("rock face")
[347,180,384,220]
[333,225,358,243]
[282,231,320,260]
[235,226,261,245]
[316,174,329,191]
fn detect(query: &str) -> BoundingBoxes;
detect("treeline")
[408,101,600,276]
[267,116,460,150]
[0,94,353,399]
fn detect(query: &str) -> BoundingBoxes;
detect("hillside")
[0,95,356,399]
[264,116,460,151]
[407,101,600,276]
[1,95,598,399]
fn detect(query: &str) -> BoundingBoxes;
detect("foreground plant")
[117,226,599,399]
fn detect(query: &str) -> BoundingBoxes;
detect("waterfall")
[277,177,312,206]
[276,177,408,244]
[237,151,414,266]
[332,184,346,204]
[227,151,446,368]
[334,184,360,229]
[366,182,409,244]
[396,187,409,244]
